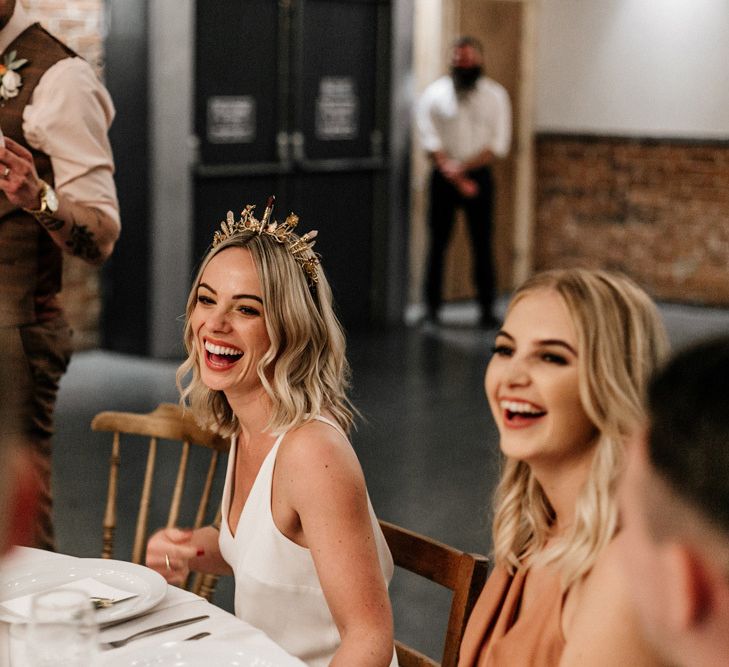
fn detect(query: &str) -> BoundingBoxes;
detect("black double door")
[193,0,391,328]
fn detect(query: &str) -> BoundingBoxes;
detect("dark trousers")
[425,167,496,316]
[12,317,73,550]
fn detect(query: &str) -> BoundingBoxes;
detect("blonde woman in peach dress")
[459,269,668,666]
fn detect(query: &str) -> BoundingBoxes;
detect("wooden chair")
[91,403,230,601]
[379,520,489,667]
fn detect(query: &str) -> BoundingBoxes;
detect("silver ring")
[2,166,9,178]
[164,553,171,571]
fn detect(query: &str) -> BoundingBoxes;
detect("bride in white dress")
[146,203,397,667]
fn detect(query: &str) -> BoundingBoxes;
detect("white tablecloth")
[0,546,305,666]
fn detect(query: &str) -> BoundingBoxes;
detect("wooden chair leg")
[102,432,120,560]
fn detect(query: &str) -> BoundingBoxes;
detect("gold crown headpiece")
[212,196,320,286]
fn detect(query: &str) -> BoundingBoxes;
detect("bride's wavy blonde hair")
[491,268,669,587]
[177,229,355,437]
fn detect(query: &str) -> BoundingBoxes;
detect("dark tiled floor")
[51,300,729,660]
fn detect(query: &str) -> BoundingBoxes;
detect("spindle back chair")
[91,403,230,600]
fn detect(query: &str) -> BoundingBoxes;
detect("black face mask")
[451,65,482,92]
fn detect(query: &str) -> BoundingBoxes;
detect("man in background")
[416,36,511,327]
[0,0,120,549]
[620,336,729,666]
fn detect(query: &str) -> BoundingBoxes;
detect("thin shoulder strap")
[313,414,347,439]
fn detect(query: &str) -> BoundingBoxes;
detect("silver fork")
[90,596,135,610]
[100,614,209,650]
[90,597,114,610]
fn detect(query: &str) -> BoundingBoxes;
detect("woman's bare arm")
[146,525,232,585]
[278,423,394,666]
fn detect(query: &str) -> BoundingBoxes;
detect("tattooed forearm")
[65,223,101,262]
[26,192,118,264]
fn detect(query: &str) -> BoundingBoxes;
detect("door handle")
[290,131,306,163]
[277,131,290,163]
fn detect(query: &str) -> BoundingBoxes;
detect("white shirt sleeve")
[22,57,120,225]
[490,84,512,159]
[414,82,444,154]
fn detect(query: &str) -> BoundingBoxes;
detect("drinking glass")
[25,588,99,667]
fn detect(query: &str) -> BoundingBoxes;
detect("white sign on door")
[315,77,358,141]
[207,96,256,144]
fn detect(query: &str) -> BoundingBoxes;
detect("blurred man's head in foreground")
[620,335,729,667]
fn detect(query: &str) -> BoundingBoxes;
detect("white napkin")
[0,577,137,620]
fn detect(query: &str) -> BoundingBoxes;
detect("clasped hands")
[438,158,479,198]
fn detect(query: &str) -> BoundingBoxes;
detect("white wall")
[535,0,729,138]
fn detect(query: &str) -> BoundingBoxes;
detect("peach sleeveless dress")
[458,564,566,666]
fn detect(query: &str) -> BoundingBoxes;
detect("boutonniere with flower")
[0,50,28,101]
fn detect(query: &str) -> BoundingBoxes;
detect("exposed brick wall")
[535,134,729,305]
[21,0,106,348]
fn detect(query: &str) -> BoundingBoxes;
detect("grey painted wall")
[149,0,196,358]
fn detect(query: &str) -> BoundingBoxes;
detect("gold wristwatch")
[24,180,60,225]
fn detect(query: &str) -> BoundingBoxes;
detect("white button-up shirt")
[416,74,512,163]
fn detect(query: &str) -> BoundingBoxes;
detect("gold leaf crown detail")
[212,197,320,286]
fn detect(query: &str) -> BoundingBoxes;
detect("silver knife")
[100,614,209,650]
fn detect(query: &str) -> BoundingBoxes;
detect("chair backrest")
[91,403,230,600]
[379,520,489,667]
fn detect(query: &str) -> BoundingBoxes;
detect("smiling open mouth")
[204,340,243,368]
[500,399,547,423]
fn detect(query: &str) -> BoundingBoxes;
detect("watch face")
[44,184,59,213]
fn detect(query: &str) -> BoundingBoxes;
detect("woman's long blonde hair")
[177,228,355,437]
[491,268,669,587]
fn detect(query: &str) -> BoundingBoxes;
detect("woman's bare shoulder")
[560,535,662,666]
[276,417,363,484]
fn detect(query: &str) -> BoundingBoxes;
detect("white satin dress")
[219,416,398,667]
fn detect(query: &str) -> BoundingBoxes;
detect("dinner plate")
[103,640,287,667]
[0,557,166,624]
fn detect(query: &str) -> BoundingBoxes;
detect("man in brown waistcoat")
[0,0,120,550]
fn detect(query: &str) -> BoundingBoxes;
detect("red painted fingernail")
[196,548,205,557]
